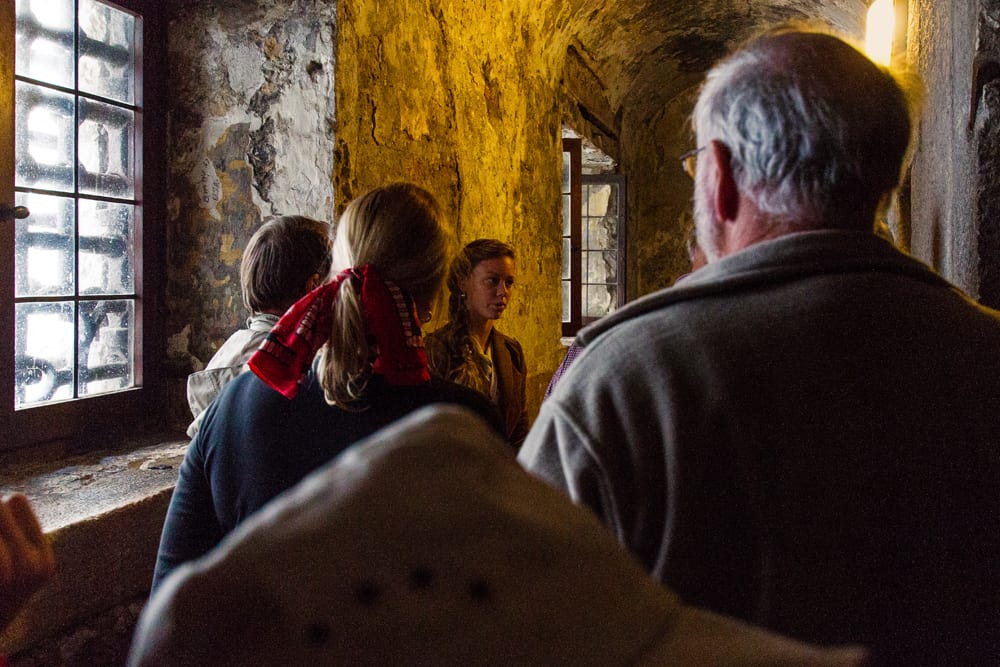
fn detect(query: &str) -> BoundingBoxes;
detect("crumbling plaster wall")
[163,0,337,381]
[336,0,570,419]
[163,0,576,420]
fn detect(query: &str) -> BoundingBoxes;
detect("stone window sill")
[0,436,187,657]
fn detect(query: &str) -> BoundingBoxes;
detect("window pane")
[586,184,612,216]
[15,302,76,409]
[584,185,614,251]
[603,249,618,282]
[562,194,571,236]
[12,0,146,416]
[562,280,571,322]
[79,0,135,104]
[15,81,76,192]
[15,0,75,87]
[79,200,135,295]
[585,284,613,319]
[562,151,571,193]
[585,213,617,251]
[78,97,134,197]
[562,238,571,280]
[15,192,75,298]
[587,249,618,283]
[78,299,134,396]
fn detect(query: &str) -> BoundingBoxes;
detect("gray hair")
[693,27,914,230]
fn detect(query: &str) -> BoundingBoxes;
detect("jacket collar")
[247,312,281,332]
[579,230,959,345]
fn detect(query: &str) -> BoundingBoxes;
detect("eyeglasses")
[679,146,706,179]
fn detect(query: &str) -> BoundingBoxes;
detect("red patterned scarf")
[248,265,429,399]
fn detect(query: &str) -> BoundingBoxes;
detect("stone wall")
[8,599,144,666]
[0,439,182,665]
[906,0,979,294]
[162,0,571,420]
[902,0,1000,305]
[619,85,701,298]
[163,0,338,376]
[336,0,569,416]
[974,2,1000,307]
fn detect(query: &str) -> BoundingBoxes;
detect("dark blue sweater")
[152,369,503,591]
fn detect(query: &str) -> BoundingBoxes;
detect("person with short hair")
[153,183,503,591]
[185,215,333,438]
[519,25,1000,663]
[425,239,528,449]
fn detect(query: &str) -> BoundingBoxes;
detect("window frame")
[0,0,167,453]
[561,138,582,337]
[561,137,627,338]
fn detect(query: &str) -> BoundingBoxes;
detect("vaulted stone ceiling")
[543,0,870,126]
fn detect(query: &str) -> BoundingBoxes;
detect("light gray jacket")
[185,313,278,438]
[518,230,1000,660]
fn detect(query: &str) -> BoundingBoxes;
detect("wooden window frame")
[562,138,582,337]
[0,0,167,454]
[561,138,627,338]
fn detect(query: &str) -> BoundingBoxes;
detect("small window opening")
[560,127,625,338]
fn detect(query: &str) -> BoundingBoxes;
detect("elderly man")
[519,26,1000,664]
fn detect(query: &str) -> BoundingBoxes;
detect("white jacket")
[185,313,278,438]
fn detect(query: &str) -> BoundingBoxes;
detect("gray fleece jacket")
[519,230,1000,664]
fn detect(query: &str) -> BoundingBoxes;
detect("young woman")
[425,239,528,449]
[152,183,503,591]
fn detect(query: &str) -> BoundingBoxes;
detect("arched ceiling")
[551,0,870,127]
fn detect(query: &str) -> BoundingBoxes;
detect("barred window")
[2,0,165,450]
[561,137,626,337]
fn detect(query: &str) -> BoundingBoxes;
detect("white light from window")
[28,0,73,31]
[24,312,72,362]
[865,0,894,67]
[27,247,64,288]
[27,38,67,81]
[27,107,61,165]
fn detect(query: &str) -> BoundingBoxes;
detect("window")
[561,137,626,337]
[1,0,165,451]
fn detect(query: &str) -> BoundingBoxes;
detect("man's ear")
[708,140,740,223]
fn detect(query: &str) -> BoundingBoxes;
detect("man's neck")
[713,195,782,258]
[713,196,870,259]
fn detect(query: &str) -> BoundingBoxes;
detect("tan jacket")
[425,324,528,449]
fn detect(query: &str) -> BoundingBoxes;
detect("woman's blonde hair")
[318,182,450,407]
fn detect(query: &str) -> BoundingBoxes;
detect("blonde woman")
[152,183,502,591]
[425,239,527,449]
